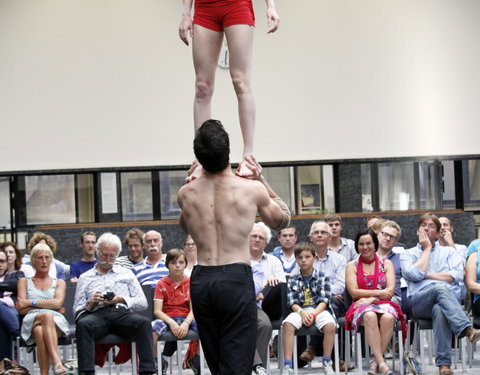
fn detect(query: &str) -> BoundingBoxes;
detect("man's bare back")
[178,166,285,265]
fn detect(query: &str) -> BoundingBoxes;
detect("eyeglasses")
[185,243,196,247]
[420,223,438,230]
[0,259,6,263]
[312,230,330,236]
[381,231,398,240]
[98,252,117,259]
[127,244,141,248]
[250,234,266,241]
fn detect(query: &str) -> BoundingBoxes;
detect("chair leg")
[334,332,340,375]
[199,341,205,375]
[419,330,425,369]
[293,336,298,375]
[131,343,137,375]
[398,330,404,375]
[356,332,363,375]
[461,337,467,373]
[344,329,351,375]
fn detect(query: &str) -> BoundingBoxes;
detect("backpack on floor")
[403,351,422,375]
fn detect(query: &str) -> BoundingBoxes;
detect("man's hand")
[441,230,455,248]
[186,160,203,182]
[265,277,280,287]
[256,292,264,302]
[266,8,280,33]
[418,231,432,251]
[179,14,193,46]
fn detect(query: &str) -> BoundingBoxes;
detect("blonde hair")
[30,243,53,263]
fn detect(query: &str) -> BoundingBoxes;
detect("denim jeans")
[410,283,470,366]
[0,301,20,359]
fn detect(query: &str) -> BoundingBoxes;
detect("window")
[296,165,334,214]
[121,172,153,221]
[25,175,76,225]
[160,170,185,219]
[263,166,294,214]
[0,177,10,231]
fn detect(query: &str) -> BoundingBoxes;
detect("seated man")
[74,232,156,375]
[400,213,480,375]
[250,221,286,374]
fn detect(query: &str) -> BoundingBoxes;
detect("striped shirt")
[131,259,168,286]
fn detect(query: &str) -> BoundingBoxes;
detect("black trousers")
[75,307,156,373]
[191,264,257,375]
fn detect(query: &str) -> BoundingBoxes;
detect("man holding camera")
[74,232,156,375]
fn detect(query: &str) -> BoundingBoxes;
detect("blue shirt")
[271,247,297,274]
[70,260,98,279]
[400,243,464,300]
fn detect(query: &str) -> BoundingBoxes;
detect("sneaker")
[299,345,315,362]
[159,357,168,375]
[187,355,201,375]
[466,327,480,344]
[281,366,294,375]
[253,365,269,375]
[323,360,335,375]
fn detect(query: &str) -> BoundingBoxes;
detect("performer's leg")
[187,25,224,182]
[224,24,255,177]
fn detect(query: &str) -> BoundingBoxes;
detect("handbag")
[403,351,422,375]
[0,358,30,375]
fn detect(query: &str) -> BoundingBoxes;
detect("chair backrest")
[140,283,154,320]
[64,284,77,324]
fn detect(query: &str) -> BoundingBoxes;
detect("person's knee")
[323,323,335,334]
[231,75,250,95]
[283,322,295,333]
[363,312,378,325]
[195,79,214,100]
[381,313,395,327]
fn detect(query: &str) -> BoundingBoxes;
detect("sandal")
[378,362,393,375]
[53,362,68,375]
[367,359,378,375]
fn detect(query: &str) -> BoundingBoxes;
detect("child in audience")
[152,248,200,374]
[282,242,336,375]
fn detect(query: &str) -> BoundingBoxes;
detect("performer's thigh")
[192,25,224,79]
[224,25,254,76]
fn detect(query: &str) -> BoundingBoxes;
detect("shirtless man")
[177,119,290,375]
[179,0,280,179]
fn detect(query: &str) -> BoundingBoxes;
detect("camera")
[103,292,115,301]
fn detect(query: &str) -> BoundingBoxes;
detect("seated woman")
[152,248,200,374]
[183,235,197,277]
[465,248,480,327]
[345,228,406,375]
[0,244,25,360]
[16,243,70,375]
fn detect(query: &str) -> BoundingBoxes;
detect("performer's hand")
[266,8,280,34]
[236,155,262,180]
[179,14,193,46]
[186,160,203,183]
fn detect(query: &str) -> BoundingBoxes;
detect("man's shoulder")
[326,250,346,263]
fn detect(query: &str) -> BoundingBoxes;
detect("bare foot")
[236,156,255,178]
[186,160,203,182]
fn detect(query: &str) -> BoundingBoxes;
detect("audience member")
[467,238,480,258]
[74,232,155,375]
[0,246,25,360]
[23,232,69,279]
[152,248,200,375]
[70,232,97,282]
[2,241,31,276]
[346,229,406,375]
[438,217,468,259]
[297,221,348,369]
[116,228,145,269]
[281,242,336,375]
[400,213,480,375]
[465,248,480,328]
[272,226,298,276]
[324,214,358,262]
[183,235,197,277]
[132,230,168,286]
[366,215,382,229]
[376,221,403,307]
[16,243,69,375]
[249,222,285,374]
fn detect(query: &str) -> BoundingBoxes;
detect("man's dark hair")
[194,119,230,173]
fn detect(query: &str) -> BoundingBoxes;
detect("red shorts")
[193,0,255,32]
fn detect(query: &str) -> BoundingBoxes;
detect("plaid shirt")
[287,269,332,313]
